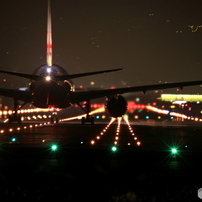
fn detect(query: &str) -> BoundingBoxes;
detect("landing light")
[45,76,51,81]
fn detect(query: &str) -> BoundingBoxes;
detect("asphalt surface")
[0,120,201,201]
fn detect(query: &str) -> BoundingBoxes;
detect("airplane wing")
[0,68,123,81]
[54,68,123,80]
[0,88,32,102]
[0,70,41,80]
[69,79,202,103]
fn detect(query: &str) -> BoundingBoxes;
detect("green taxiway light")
[11,138,16,142]
[171,148,177,154]
[51,144,58,151]
[112,146,117,152]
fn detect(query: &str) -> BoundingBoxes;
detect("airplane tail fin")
[47,0,52,67]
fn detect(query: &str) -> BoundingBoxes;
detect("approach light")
[45,76,51,81]
[171,148,177,154]
[51,144,58,151]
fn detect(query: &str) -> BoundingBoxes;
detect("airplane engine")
[105,95,128,117]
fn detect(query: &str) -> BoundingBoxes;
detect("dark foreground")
[0,121,202,201]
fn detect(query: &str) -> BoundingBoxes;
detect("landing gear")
[8,99,26,124]
[77,100,94,124]
[8,115,22,124]
[50,110,59,124]
[81,115,94,125]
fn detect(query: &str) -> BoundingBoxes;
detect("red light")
[49,106,56,109]
[79,85,83,88]
[110,86,116,89]
[2,79,7,82]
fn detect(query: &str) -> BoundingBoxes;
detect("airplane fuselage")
[30,64,73,108]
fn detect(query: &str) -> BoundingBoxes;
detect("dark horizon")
[1,0,202,90]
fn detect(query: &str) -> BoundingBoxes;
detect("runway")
[0,120,201,201]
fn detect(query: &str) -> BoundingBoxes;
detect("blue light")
[19,87,27,91]
[11,138,16,142]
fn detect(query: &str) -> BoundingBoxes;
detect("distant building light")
[162,94,202,103]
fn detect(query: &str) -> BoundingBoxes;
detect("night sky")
[1,0,202,91]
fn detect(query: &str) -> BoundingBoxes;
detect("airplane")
[1,0,202,124]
